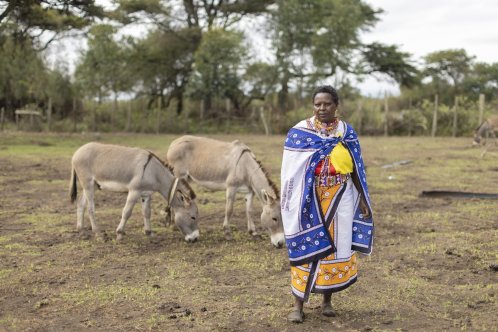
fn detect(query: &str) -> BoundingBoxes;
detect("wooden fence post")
[125,100,132,132]
[452,96,458,137]
[184,103,189,134]
[200,99,205,122]
[383,93,389,137]
[0,107,4,131]
[155,97,162,134]
[356,99,363,135]
[431,94,438,137]
[111,95,117,132]
[225,98,231,131]
[46,97,52,132]
[72,97,77,132]
[478,93,485,126]
[259,106,269,136]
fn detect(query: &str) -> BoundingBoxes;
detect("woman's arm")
[351,170,371,218]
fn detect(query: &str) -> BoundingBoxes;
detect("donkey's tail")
[70,167,78,203]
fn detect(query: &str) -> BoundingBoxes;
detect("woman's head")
[312,85,339,123]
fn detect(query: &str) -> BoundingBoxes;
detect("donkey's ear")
[180,192,192,207]
[261,189,273,204]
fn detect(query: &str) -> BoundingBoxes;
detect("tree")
[361,42,419,88]
[75,25,121,103]
[424,49,475,98]
[0,0,106,49]
[0,35,47,118]
[113,0,274,114]
[187,28,247,117]
[463,62,498,101]
[129,27,201,114]
[269,0,417,113]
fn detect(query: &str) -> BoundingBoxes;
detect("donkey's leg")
[82,183,100,237]
[245,192,257,235]
[491,130,497,145]
[223,187,237,240]
[76,193,87,231]
[116,190,140,241]
[141,195,153,236]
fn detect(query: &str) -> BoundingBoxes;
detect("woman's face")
[313,92,337,123]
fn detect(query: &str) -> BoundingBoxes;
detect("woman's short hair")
[312,85,339,105]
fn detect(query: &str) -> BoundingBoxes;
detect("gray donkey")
[473,115,498,146]
[69,142,199,242]
[167,135,285,248]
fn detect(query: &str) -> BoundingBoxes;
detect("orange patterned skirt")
[290,182,357,300]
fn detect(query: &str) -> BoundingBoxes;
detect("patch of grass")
[0,315,19,330]
[0,242,42,257]
[0,268,13,280]
[17,213,69,233]
[60,282,161,306]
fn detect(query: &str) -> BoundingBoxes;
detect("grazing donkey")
[69,142,199,242]
[167,136,285,248]
[473,115,498,146]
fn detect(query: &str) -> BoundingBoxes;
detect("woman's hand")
[359,199,370,219]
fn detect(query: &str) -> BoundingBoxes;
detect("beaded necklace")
[312,117,340,185]
[314,117,339,137]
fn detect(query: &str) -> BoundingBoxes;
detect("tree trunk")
[91,99,96,132]
[431,94,438,137]
[111,93,118,132]
[125,101,132,132]
[452,96,458,137]
[200,99,205,122]
[73,97,77,132]
[478,93,485,126]
[225,98,230,132]
[155,97,162,134]
[0,107,4,131]
[278,75,289,114]
[259,106,269,136]
[46,97,52,132]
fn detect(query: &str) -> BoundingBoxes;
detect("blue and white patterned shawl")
[280,119,374,266]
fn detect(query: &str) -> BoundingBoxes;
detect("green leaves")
[362,42,419,88]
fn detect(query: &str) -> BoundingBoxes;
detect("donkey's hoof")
[116,231,125,242]
[144,230,154,237]
[248,230,259,236]
[77,232,91,240]
[94,232,106,242]
[224,230,233,241]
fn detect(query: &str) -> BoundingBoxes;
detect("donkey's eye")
[272,218,277,221]
[191,217,196,220]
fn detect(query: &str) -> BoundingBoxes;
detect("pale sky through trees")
[48,0,498,97]
[359,0,498,96]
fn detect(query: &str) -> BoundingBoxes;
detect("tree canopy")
[1,0,497,136]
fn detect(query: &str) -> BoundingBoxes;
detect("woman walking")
[280,85,374,323]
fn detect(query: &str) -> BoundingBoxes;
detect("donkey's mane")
[148,151,196,199]
[254,159,280,199]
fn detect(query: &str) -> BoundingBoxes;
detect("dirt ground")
[0,132,497,331]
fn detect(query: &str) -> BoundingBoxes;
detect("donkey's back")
[167,135,250,189]
[72,143,154,190]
